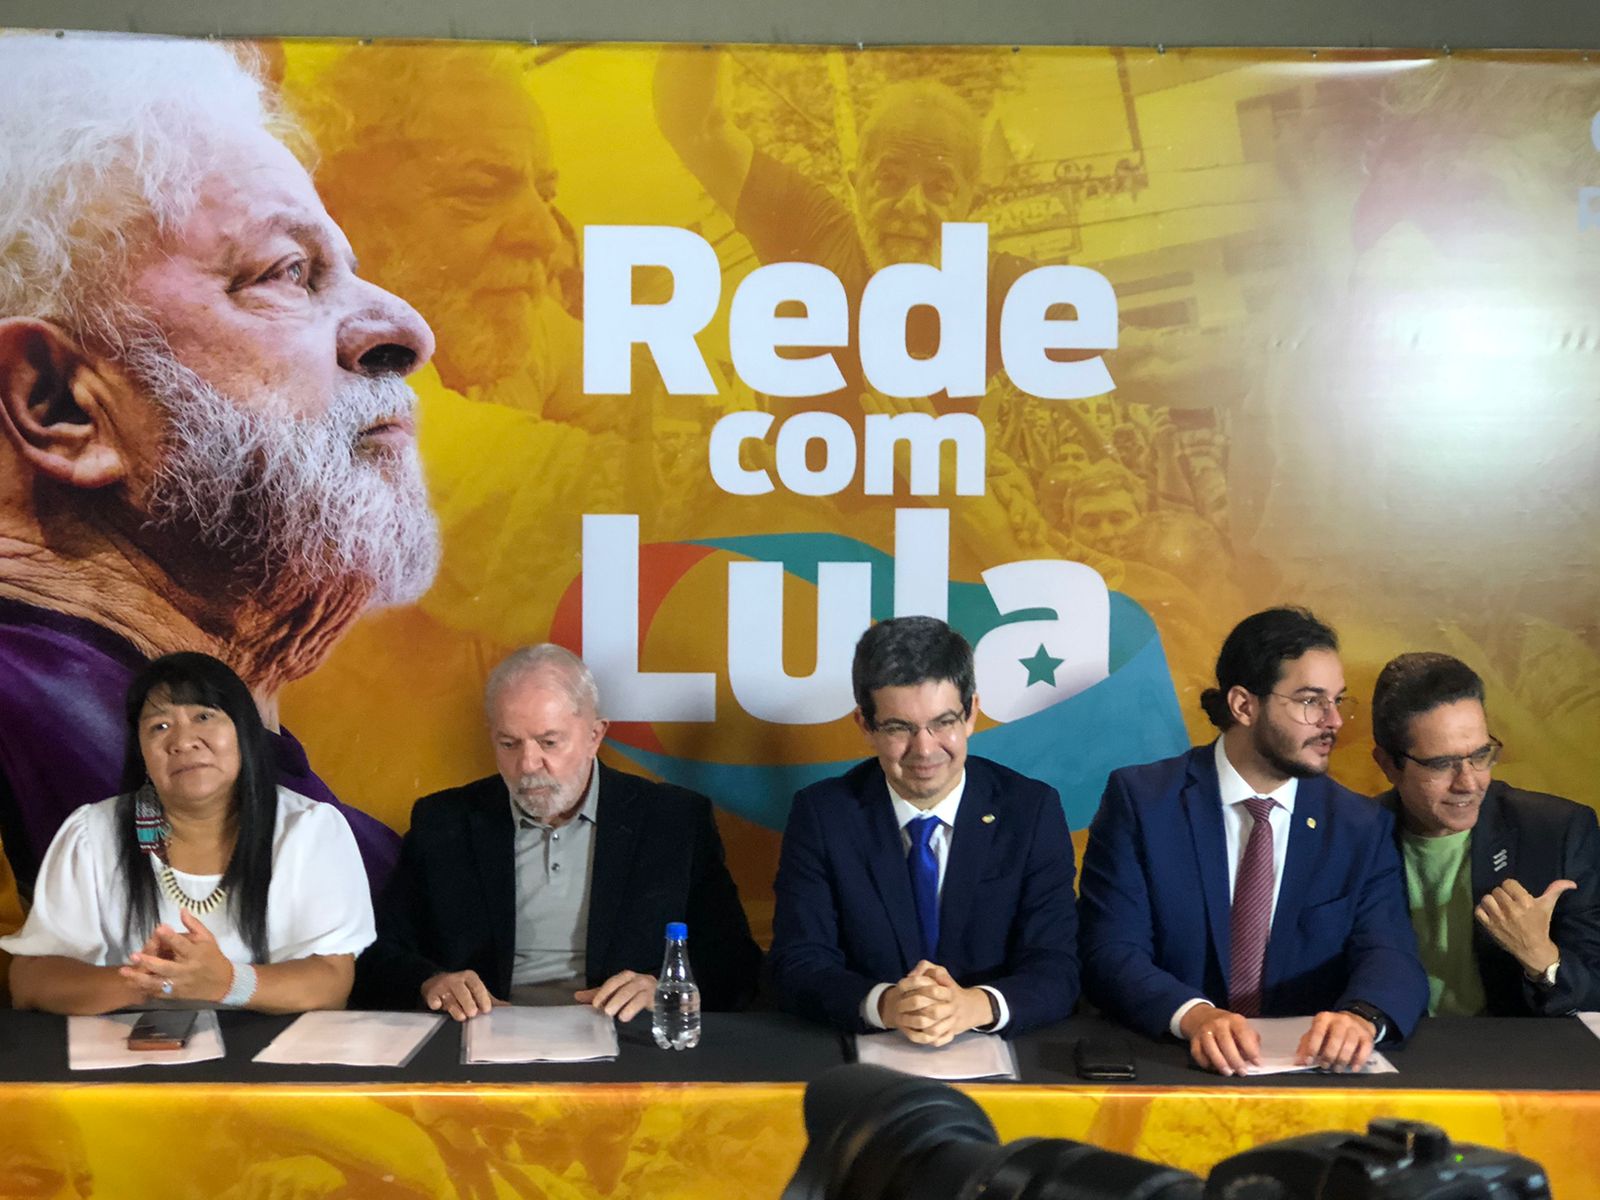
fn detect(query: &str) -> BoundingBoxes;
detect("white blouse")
[0,787,375,965]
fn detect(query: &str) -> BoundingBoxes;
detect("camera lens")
[784,1065,1548,1200]
[783,1065,1202,1200]
[919,1138,1203,1200]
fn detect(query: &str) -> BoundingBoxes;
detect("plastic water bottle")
[651,921,701,1050]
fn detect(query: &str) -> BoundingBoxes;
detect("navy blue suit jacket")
[1079,744,1427,1041]
[769,755,1079,1035]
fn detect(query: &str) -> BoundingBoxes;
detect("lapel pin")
[981,813,996,824]
[1492,849,1508,872]
[1306,817,1317,830]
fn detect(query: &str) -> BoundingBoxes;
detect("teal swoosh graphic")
[612,548,1188,831]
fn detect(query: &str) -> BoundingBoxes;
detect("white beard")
[130,342,440,607]
[509,772,584,825]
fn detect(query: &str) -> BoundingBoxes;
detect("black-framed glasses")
[1396,736,1502,778]
[1266,692,1356,726]
[870,710,968,745]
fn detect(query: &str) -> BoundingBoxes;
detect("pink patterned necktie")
[1228,796,1278,1017]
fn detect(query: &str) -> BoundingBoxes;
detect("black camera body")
[783,1065,1551,1200]
[1207,1119,1550,1200]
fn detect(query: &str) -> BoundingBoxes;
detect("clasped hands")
[119,909,234,1003]
[1181,1003,1376,1076]
[422,968,658,1023]
[876,960,993,1046]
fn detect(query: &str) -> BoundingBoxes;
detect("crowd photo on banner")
[0,28,1597,1198]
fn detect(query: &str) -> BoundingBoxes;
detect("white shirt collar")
[1214,737,1297,814]
[888,771,967,830]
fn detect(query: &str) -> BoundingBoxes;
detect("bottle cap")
[666,921,688,940]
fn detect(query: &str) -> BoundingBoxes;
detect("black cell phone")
[1074,1035,1136,1081]
[127,1009,199,1051]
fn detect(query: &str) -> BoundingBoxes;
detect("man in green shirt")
[1372,653,1600,1015]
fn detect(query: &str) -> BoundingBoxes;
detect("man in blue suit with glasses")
[769,616,1079,1042]
[1079,607,1427,1075]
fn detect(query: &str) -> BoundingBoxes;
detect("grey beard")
[129,342,440,607]
[510,773,582,825]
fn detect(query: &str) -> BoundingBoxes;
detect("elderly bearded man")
[0,35,438,894]
[355,645,761,1020]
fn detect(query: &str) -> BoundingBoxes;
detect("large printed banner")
[0,37,1597,933]
[6,1081,1600,1198]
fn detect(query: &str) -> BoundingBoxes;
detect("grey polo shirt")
[508,765,599,986]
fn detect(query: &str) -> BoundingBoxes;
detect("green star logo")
[1019,644,1065,687]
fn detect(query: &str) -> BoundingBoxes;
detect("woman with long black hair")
[4,652,373,1013]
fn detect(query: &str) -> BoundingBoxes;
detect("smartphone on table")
[1074,1035,1137,1081]
[127,1009,199,1051]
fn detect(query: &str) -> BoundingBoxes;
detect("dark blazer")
[1380,780,1600,1016]
[353,762,761,1010]
[768,755,1079,1036]
[1079,743,1427,1041]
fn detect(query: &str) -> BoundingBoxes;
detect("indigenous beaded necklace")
[136,781,228,913]
[156,862,228,915]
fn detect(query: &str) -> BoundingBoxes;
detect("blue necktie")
[906,815,941,962]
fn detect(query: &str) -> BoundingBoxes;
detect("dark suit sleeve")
[1334,806,1428,1040]
[768,789,884,1032]
[979,785,1079,1034]
[1527,803,1600,1015]
[683,795,763,1011]
[1077,771,1210,1039]
[352,804,449,1010]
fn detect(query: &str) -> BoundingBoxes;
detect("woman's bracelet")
[221,960,259,1007]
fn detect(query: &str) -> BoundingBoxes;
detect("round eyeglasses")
[1267,692,1356,726]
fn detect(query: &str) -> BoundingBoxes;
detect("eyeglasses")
[870,711,968,745]
[1396,736,1502,778]
[1267,692,1356,726]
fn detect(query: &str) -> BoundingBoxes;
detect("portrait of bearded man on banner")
[302,43,591,430]
[0,33,438,897]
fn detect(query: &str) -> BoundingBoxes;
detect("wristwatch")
[983,989,1001,1028]
[1527,956,1561,989]
[1339,1000,1390,1044]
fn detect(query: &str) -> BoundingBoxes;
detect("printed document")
[854,1031,1019,1080]
[254,1010,445,1067]
[1240,1016,1397,1075]
[68,1010,224,1071]
[463,1004,619,1064]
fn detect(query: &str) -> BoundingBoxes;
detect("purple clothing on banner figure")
[0,597,398,898]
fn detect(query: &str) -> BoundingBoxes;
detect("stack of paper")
[1240,1017,1397,1075]
[462,1005,619,1064]
[854,1031,1019,1081]
[253,1010,445,1067]
[67,1010,225,1071]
